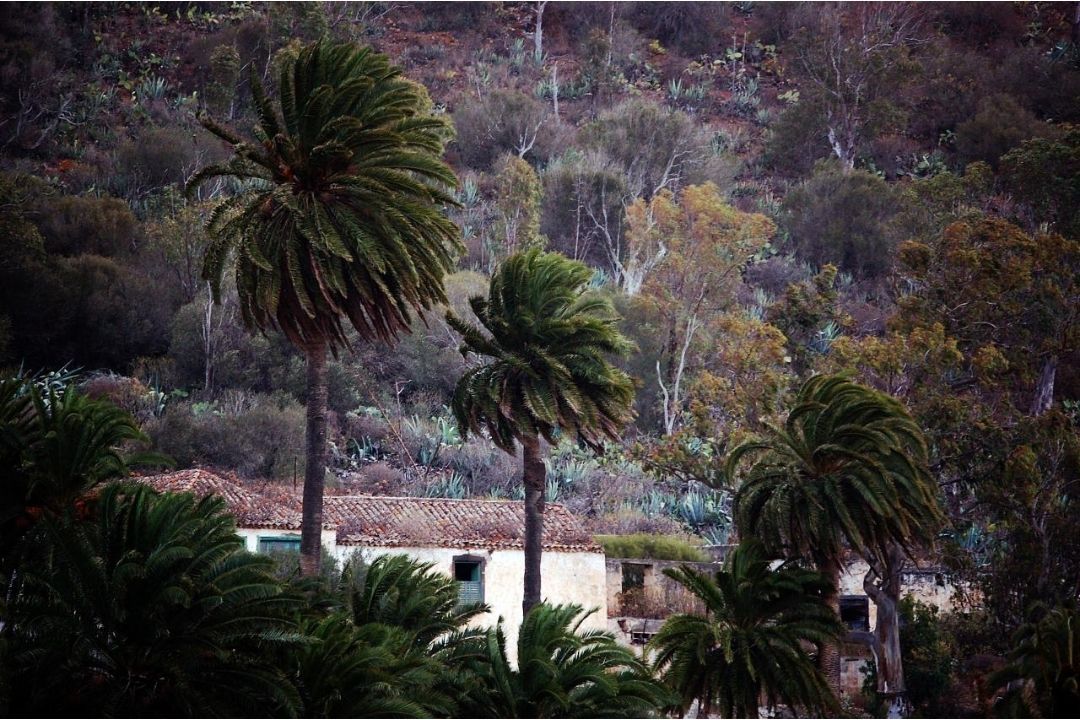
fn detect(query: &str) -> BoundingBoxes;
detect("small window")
[622,563,650,592]
[453,555,484,605]
[258,535,301,554]
[839,596,870,632]
[630,630,656,646]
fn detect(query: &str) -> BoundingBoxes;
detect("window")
[621,563,650,592]
[257,535,301,554]
[839,596,870,632]
[630,630,656,646]
[453,555,484,605]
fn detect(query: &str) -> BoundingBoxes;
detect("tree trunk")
[522,434,546,615]
[299,341,329,577]
[533,1,548,64]
[864,544,909,717]
[819,555,843,703]
[1029,354,1058,416]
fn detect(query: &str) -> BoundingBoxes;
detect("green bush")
[34,194,139,257]
[594,533,708,561]
[781,161,906,279]
[955,94,1048,168]
[146,392,306,479]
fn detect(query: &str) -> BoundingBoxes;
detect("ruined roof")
[326,495,601,552]
[133,470,600,553]
[135,468,313,530]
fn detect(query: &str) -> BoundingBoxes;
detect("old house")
[604,550,965,699]
[136,469,608,659]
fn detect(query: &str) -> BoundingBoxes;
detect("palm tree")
[344,553,488,651]
[459,603,669,718]
[650,540,842,718]
[3,483,300,716]
[187,41,462,576]
[447,249,634,613]
[288,615,450,718]
[0,378,156,574]
[725,374,943,698]
[991,602,1080,718]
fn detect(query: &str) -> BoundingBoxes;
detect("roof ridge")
[327,494,570,510]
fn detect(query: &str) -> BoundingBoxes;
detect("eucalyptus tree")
[188,41,461,575]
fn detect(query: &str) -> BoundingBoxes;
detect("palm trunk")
[819,555,843,704]
[522,434,545,614]
[299,341,329,577]
[864,545,908,717]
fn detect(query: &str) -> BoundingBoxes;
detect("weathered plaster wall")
[236,527,337,555]
[334,544,608,664]
[838,558,962,629]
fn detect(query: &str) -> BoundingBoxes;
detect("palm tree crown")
[991,602,1080,717]
[650,540,842,718]
[447,248,634,451]
[188,41,462,350]
[726,374,942,566]
[4,483,298,716]
[460,603,670,718]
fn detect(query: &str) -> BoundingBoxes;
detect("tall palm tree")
[3,483,300,716]
[725,374,943,698]
[650,540,842,718]
[459,603,669,718]
[991,602,1080,718]
[187,41,462,575]
[447,249,634,613]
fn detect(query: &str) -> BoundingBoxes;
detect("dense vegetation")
[3,2,1080,717]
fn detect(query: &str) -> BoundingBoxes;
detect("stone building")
[136,469,608,661]
[603,549,965,698]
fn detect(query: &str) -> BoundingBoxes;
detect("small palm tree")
[344,553,488,651]
[288,615,449,718]
[3,483,300,716]
[448,249,634,613]
[459,603,670,718]
[188,41,462,575]
[0,378,157,574]
[725,374,943,694]
[991,602,1080,717]
[650,540,842,718]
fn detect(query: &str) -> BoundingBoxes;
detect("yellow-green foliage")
[594,534,707,561]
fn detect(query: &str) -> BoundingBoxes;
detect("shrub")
[112,125,199,199]
[581,99,738,199]
[780,161,906,279]
[146,393,306,479]
[34,194,139,257]
[594,533,708,561]
[628,2,732,56]
[955,94,1048,168]
[451,90,555,170]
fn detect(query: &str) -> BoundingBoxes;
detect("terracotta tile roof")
[134,469,600,553]
[325,495,601,553]
[135,468,314,530]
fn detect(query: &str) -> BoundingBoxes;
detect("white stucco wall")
[236,527,337,555]
[333,544,608,664]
